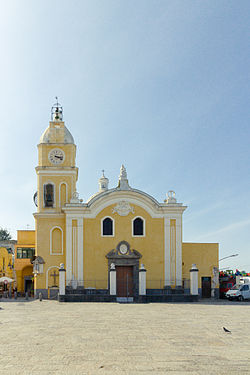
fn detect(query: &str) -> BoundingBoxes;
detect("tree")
[0,228,12,241]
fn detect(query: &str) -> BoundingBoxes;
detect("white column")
[66,216,72,285]
[77,218,84,284]
[139,264,147,295]
[59,263,66,295]
[190,264,199,295]
[175,216,182,287]
[109,263,116,295]
[164,217,171,287]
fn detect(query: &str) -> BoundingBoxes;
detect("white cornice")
[33,213,65,218]
[35,168,78,175]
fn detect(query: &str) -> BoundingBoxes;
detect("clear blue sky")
[0,1,249,270]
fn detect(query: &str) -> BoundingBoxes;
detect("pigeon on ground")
[223,327,231,333]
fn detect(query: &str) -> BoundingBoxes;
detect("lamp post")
[219,254,238,262]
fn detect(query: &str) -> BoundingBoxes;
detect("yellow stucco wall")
[182,242,219,288]
[17,230,35,245]
[0,247,13,279]
[38,142,76,168]
[83,204,164,288]
[35,217,65,290]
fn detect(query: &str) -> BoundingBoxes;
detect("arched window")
[102,217,114,236]
[133,217,144,236]
[50,227,63,255]
[44,183,54,207]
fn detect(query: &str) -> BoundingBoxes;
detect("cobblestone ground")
[0,299,250,375]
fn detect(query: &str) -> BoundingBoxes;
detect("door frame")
[201,276,211,298]
[106,241,142,297]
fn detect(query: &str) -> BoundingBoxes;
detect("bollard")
[39,292,42,301]
[25,292,29,300]
[14,291,17,300]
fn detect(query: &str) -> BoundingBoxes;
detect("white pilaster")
[66,217,72,285]
[164,217,171,287]
[175,216,182,287]
[77,218,84,283]
[59,263,66,295]
[110,264,116,295]
[139,264,147,295]
[190,264,199,295]
[72,226,77,279]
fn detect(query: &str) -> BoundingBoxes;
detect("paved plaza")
[0,299,250,374]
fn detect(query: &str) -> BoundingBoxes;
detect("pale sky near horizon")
[0,1,249,271]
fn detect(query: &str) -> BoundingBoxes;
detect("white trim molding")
[132,216,146,237]
[50,226,64,255]
[63,190,187,218]
[66,217,73,284]
[77,218,84,282]
[36,168,78,176]
[101,216,115,237]
[59,182,68,207]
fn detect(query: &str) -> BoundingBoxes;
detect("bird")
[223,327,231,333]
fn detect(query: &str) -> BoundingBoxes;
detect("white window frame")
[132,216,146,237]
[101,216,115,237]
[50,226,64,255]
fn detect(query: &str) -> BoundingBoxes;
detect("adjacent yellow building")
[0,247,13,279]
[33,102,219,301]
[14,230,35,295]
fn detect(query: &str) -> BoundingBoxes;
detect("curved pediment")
[86,189,162,218]
[106,241,142,259]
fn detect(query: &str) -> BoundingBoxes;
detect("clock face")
[119,243,128,255]
[48,148,65,164]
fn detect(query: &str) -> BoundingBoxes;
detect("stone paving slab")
[0,299,250,374]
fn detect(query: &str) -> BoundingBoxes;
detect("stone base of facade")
[59,293,199,303]
[58,287,201,303]
[138,294,199,303]
[35,289,48,299]
[59,294,117,302]
[39,287,219,302]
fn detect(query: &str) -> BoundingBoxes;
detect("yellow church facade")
[33,103,219,301]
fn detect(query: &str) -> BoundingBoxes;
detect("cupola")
[39,99,75,144]
[98,170,109,192]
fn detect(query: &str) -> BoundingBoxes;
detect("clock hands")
[54,155,63,160]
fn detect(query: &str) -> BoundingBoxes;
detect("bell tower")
[33,100,78,297]
[35,100,78,212]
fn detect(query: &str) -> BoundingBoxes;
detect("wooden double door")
[116,266,133,297]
